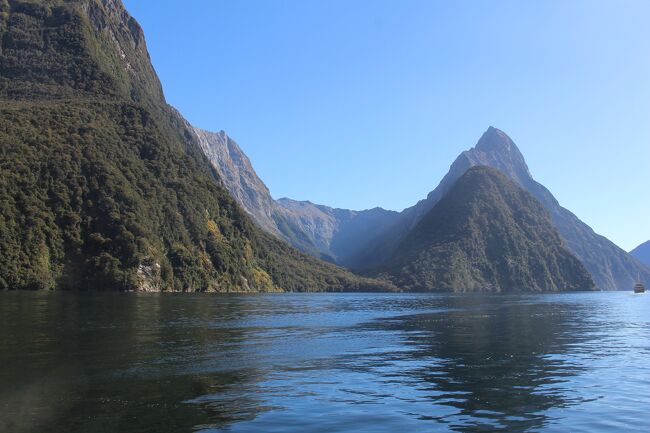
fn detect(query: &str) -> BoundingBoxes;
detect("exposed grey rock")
[193,128,279,236]
[193,128,399,263]
[136,257,162,292]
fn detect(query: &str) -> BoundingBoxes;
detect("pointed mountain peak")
[475,126,517,153]
[421,127,532,209]
[464,126,532,184]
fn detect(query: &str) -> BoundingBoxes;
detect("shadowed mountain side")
[274,199,399,264]
[370,167,595,292]
[630,241,650,267]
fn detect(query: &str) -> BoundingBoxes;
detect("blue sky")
[123,0,649,251]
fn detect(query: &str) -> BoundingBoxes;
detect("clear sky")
[123,0,649,251]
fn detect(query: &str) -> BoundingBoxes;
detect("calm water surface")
[1,292,649,432]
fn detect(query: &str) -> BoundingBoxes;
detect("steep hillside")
[193,128,399,263]
[0,0,394,292]
[192,128,280,237]
[374,167,595,292]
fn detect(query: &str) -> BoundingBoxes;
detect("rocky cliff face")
[373,167,595,292]
[193,128,399,264]
[193,128,279,236]
[631,241,650,267]
[354,127,650,290]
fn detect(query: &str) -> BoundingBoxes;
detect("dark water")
[1,292,649,433]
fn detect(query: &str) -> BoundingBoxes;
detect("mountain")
[195,123,649,290]
[0,0,395,292]
[354,127,650,290]
[630,241,650,267]
[276,198,399,264]
[193,128,399,263]
[192,129,280,237]
[373,167,595,292]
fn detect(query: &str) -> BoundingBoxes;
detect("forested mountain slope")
[0,0,394,292]
[373,167,595,292]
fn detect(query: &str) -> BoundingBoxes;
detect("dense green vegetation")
[0,0,395,292]
[373,167,595,292]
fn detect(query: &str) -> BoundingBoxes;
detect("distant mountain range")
[631,241,650,267]
[201,125,650,290]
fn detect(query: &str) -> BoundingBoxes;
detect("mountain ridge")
[193,128,400,263]
[197,122,649,290]
[371,166,595,292]
[630,241,650,267]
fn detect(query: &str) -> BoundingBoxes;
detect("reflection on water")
[0,292,649,432]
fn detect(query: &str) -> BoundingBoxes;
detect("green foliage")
[0,0,395,292]
[375,167,595,292]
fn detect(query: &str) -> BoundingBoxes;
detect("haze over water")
[1,292,649,432]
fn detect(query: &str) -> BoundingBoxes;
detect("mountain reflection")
[372,295,594,431]
[0,293,273,433]
[1,293,635,433]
